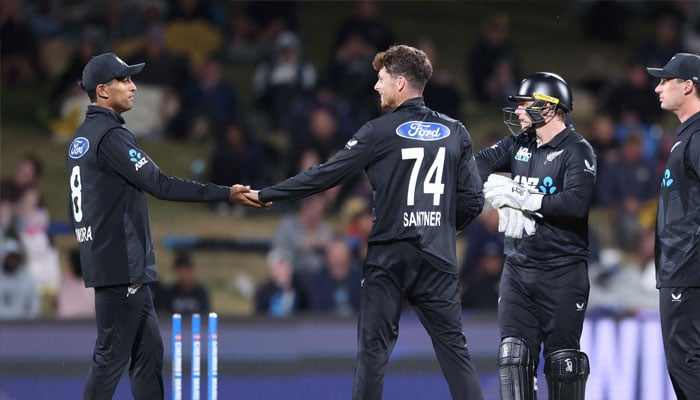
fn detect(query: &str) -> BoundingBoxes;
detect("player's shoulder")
[429,110,468,132]
[565,128,595,155]
[97,126,140,156]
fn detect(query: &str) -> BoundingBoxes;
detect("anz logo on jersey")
[396,121,450,141]
[129,148,149,171]
[513,175,557,194]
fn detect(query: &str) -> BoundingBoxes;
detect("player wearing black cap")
[475,72,596,400]
[647,52,700,400]
[66,53,268,399]
[246,45,485,400]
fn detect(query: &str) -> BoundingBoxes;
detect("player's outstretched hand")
[230,185,272,209]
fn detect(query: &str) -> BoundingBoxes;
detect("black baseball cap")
[647,53,700,83]
[80,53,145,91]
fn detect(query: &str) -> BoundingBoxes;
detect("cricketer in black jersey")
[259,98,483,273]
[253,45,485,400]
[476,72,595,400]
[476,126,596,269]
[66,53,266,400]
[648,52,700,400]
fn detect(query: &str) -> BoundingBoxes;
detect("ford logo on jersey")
[396,121,450,141]
[68,137,90,159]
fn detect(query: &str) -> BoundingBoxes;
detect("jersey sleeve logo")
[129,148,149,170]
[345,137,359,149]
[395,121,450,141]
[584,159,596,175]
[68,137,90,159]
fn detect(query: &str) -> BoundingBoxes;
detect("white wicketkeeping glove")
[497,206,536,239]
[522,212,536,236]
[483,174,544,214]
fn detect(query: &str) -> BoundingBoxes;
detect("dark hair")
[372,45,433,92]
[87,88,97,102]
[173,251,193,269]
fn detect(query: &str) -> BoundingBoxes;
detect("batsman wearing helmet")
[475,72,596,400]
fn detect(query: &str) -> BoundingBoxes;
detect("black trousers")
[659,287,700,400]
[498,261,589,364]
[84,284,164,400]
[352,242,483,400]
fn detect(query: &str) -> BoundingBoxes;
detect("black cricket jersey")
[259,97,484,273]
[476,126,596,269]
[655,111,700,288]
[66,105,230,287]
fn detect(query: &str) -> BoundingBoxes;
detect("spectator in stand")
[578,0,629,42]
[209,120,272,187]
[168,57,239,140]
[324,31,380,125]
[55,248,95,319]
[120,23,193,138]
[459,204,503,311]
[254,247,309,317]
[460,241,503,311]
[26,0,63,39]
[126,23,192,93]
[634,13,684,69]
[459,203,503,277]
[242,0,299,51]
[272,195,335,288]
[466,13,520,107]
[0,153,61,306]
[155,252,210,316]
[284,83,358,147]
[310,238,362,316]
[49,34,99,119]
[341,195,374,260]
[1,0,38,87]
[253,30,317,130]
[0,238,39,320]
[588,228,658,315]
[289,105,345,177]
[599,60,665,125]
[162,0,222,71]
[208,119,273,212]
[682,2,700,53]
[284,86,361,197]
[0,152,44,203]
[596,133,659,250]
[418,36,463,120]
[332,0,394,58]
[613,110,663,163]
[587,113,620,179]
[166,0,215,22]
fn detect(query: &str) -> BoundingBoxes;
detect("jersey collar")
[393,97,425,112]
[677,110,700,137]
[86,105,126,124]
[538,125,574,149]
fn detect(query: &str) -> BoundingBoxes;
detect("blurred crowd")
[4,0,700,320]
